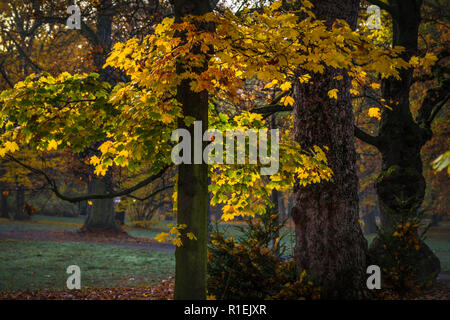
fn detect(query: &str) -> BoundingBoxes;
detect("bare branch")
[354,126,381,149]
[127,184,174,201]
[5,154,170,203]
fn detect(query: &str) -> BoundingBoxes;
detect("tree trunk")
[81,175,120,232]
[172,0,212,300]
[291,0,367,299]
[371,1,446,231]
[78,200,88,216]
[364,0,442,287]
[363,207,377,235]
[375,1,424,229]
[279,192,286,221]
[79,0,121,233]
[0,191,9,218]
[14,186,29,220]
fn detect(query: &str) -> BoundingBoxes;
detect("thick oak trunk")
[172,0,212,300]
[291,0,367,299]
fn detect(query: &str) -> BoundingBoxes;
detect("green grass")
[215,223,450,271]
[0,216,448,293]
[0,239,174,292]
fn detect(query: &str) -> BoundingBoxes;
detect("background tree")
[290,0,368,299]
[352,0,446,282]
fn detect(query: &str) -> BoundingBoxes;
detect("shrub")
[207,213,320,300]
[369,202,439,295]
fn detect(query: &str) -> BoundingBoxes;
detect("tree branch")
[126,184,174,201]
[354,126,381,149]
[5,154,170,203]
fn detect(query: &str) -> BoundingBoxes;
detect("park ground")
[0,215,449,299]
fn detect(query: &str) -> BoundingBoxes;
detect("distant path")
[0,229,175,253]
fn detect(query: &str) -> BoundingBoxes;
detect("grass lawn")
[0,215,448,293]
[0,239,174,292]
[216,223,450,271]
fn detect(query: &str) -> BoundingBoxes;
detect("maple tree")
[0,0,170,232]
[0,0,443,299]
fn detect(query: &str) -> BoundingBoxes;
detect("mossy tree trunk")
[356,0,449,228]
[355,0,445,286]
[291,0,368,299]
[172,0,212,300]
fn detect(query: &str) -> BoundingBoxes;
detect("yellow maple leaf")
[5,141,19,153]
[370,83,381,90]
[161,113,174,124]
[350,89,359,96]
[368,107,381,120]
[280,95,295,106]
[264,79,278,89]
[90,156,101,166]
[280,81,292,92]
[298,74,311,83]
[187,232,197,240]
[94,165,107,176]
[172,237,183,247]
[327,89,338,100]
[46,139,58,151]
[154,232,170,243]
[98,141,113,154]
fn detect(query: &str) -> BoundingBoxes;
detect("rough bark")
[291,0,368,299]
[172,0,212,300]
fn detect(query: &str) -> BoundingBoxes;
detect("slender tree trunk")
[279,192,286,221]
[0,191,9,218]
[291,0,367,299]
[14,186,28,220]
[363,207,377,235]
[78,200,87,216]
[79,0,122,233]
[172,0,212,300]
